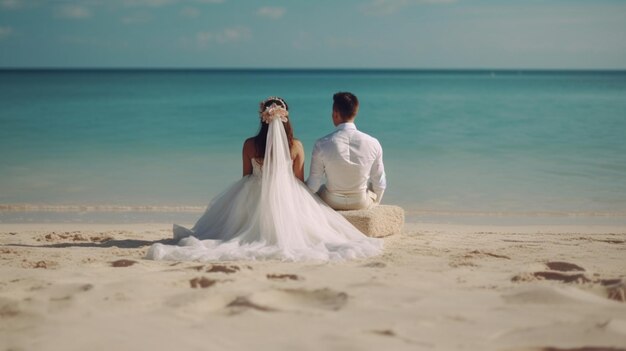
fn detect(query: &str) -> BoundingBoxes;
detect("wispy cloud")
[420,0,455,3]
[121,12,151,24]
[57,5,92,19]
[180,6,200,18]
[193,31,212,48]
[183,26,250,49]
[215,26,250,43]
[1,0,21,9]
[0,26,13,40]
[361,0,455,16]
[326,36,362,49]
[0,0,21,9]
[123,0,223,7]
[1,0,36,10]
[257,6,285,20]
[1,0,223,11]
[59,34,130,49]
[292,32,314,51]
[122,0,174,7]
[362,0,408,15]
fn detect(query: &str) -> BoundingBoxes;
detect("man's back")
[308,123,386,198]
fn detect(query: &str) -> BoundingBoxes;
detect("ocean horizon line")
[1,67,626,74]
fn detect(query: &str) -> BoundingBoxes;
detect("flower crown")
[259,97,289,124]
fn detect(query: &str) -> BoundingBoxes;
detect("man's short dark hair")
[333,92,359,120]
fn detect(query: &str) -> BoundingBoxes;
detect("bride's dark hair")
[254,97,294,158]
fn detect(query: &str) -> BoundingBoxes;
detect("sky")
[0,0,625,69]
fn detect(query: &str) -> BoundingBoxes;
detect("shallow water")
[1,69,625,222]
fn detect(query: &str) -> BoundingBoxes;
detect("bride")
[146,97,383,261]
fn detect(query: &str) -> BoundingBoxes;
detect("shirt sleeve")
[369,141,386,202]
[306,141,324,193]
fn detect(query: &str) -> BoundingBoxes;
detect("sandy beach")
[1,221,625,351]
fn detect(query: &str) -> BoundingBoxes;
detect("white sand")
[1,222,625,351]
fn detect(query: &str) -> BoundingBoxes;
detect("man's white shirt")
[307,122,386,202]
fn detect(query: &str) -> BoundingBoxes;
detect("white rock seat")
[338,205,405,238]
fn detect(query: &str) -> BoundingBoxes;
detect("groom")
[307,92,386,211]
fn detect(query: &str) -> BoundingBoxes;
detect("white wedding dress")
[146,117,382,262]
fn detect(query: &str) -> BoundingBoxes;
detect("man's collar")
[336,122,357,131]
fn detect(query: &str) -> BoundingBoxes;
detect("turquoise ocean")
[1,69,625,224]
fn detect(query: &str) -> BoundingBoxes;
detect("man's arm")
[369,143,386,203]
[306,141,324,193]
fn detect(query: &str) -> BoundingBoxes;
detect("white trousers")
[318,185,377,211]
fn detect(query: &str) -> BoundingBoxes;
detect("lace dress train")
[146,117,382,262]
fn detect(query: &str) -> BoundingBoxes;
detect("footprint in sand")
[545,261,585,272]
[361,262,387,268]
[512,271,592,284]
[111,259,137,267]
[266,273,303,281]
[603,281,626,302]
[227,297,276,313]
[166,287,349,316]
[0,248,19,255]
[449,250,510,268]
[186,264,248,274]
[511,261,625,303]
[21,260,58,269]
[368,329,434,347]
[43,283,95,306]
[206,264,242,274]
[466,250,511,260]
[594,238,626,244]
[39,232,113,242]
[189,277,218,288]
[0,297,21,318]
[242,288,349,313]
[370,329,395,336]
[513,261,589,283]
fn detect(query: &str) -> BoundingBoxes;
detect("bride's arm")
[242,138,254,177]
[292,140,305,182]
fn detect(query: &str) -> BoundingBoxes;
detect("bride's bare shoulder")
[292,138,304,149]
[291,139,305,159]
[243,137,256,155]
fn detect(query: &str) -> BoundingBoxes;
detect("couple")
[147,92,386,261]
